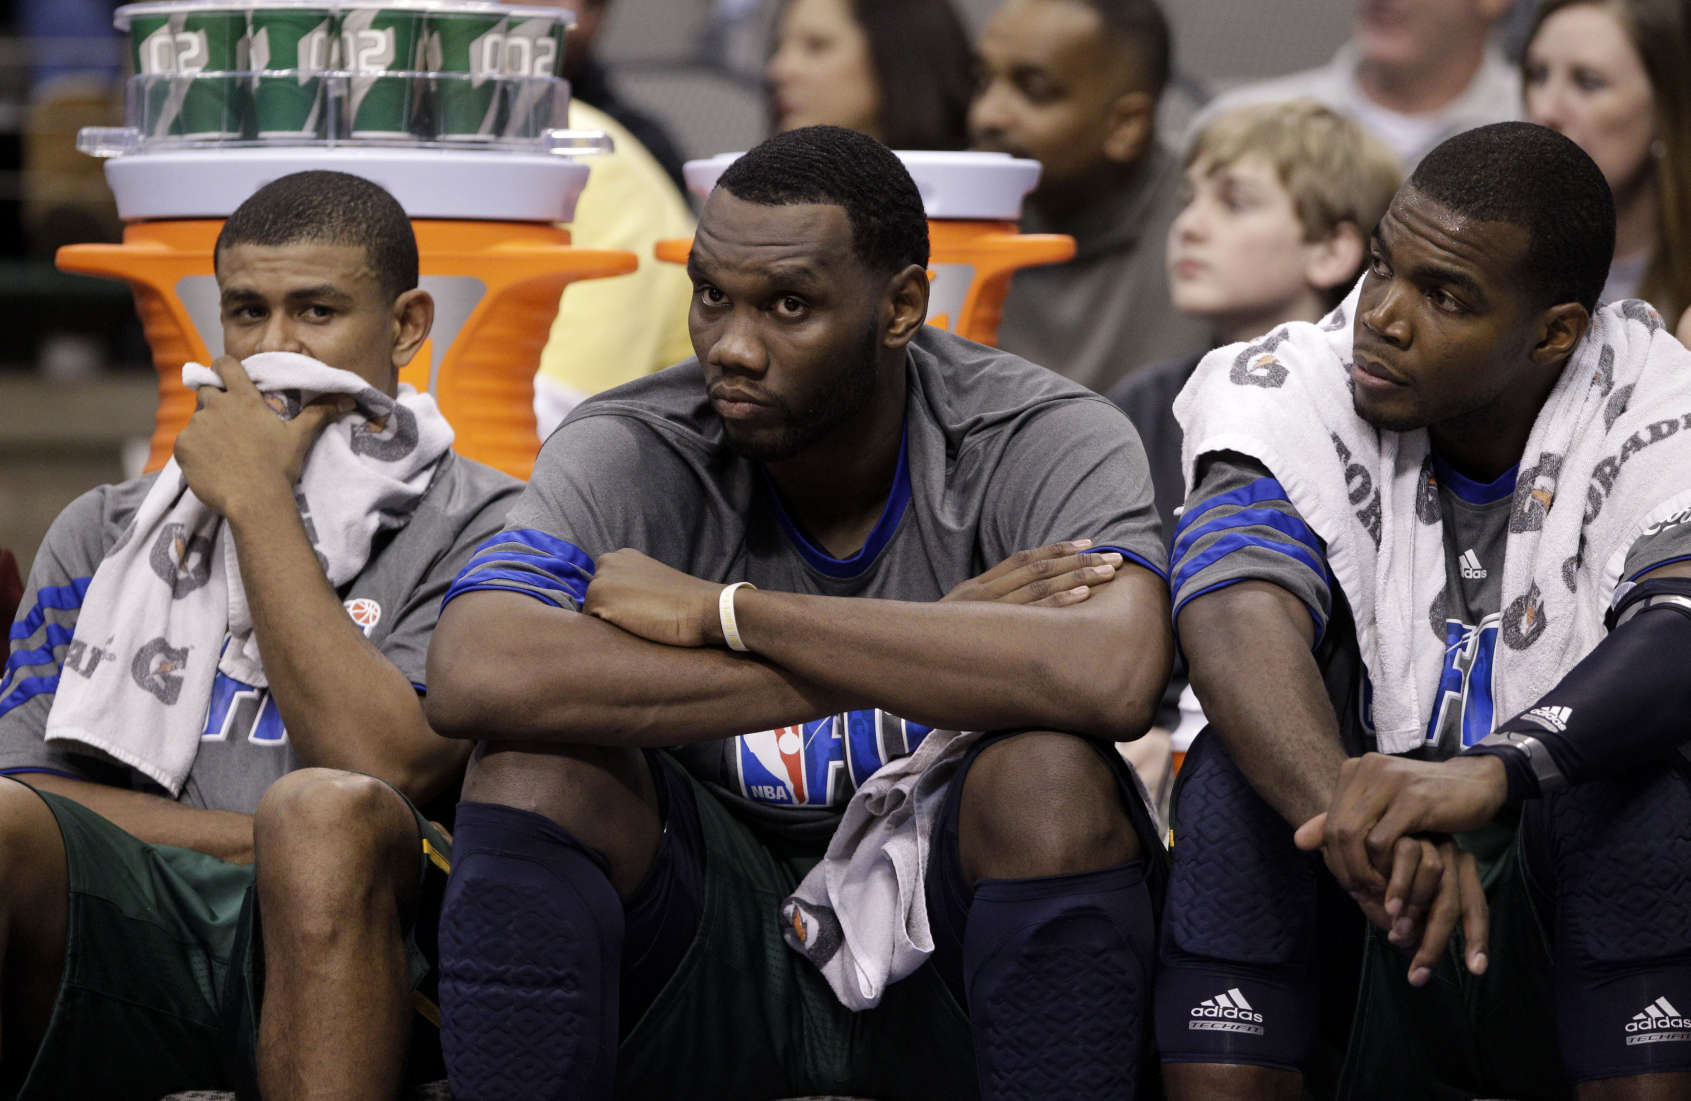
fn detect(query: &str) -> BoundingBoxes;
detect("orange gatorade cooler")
[659,150,1074,347]
[56,1,635,481]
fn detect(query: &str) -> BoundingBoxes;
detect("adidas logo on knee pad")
[1626,996,1691,1045]
[1189,988,1265,1036]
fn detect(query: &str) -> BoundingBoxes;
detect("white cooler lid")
[683,149,1043,221]
[105,145,591,222]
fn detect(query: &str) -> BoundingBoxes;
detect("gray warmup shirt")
[0,454,520,813]
[1172,452,1691,757]
[444,327,1166,837]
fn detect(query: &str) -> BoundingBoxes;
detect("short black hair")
[1407,122,1614,314]
[715,125,929,273]
[215,171,418,301]
[1077,0,1172,100]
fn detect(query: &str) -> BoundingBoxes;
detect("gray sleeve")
[378,479,522,690]
[442,411,708,613]
[1621,508,1691,581]
[1171,452,1334,636]
[0,487,129,782]
[977,396,1168,577]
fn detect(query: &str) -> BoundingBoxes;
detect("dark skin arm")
[177,356,470,805]
[424,540,1142,744]
[1180,579,1348,825]
[1182,577,1484,984]
[579,547,1171,742]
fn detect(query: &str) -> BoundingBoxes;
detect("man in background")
[1194,0,1519,170]
[971,0,1209,393]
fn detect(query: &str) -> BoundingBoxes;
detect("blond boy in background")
[1112,100,1401,820]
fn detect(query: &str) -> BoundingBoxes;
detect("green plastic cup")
[424,11,508,142]
[340,8,424,139]
[129,9,249,140]
[500,14,566,139]
[250,8,337,139]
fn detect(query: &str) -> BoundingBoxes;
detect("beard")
[723,319,883,463]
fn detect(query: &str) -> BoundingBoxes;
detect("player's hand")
[584,548,722,648]
[1676,302,1691,348]
[1393,837,1488,985]
[175,355,352,521]
[1292,753,1507,896]
[941,539,1122,607]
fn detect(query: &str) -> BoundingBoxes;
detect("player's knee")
[958,731,1137,881]
[254,768,414,886]
[1535,767,1691,967]
[464,742,651,844]
[0,779,66,893]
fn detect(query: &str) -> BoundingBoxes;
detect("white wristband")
[719,581,757,652]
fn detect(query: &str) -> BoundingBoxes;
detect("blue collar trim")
[763,429,912,580]
[1431,451,1518,506]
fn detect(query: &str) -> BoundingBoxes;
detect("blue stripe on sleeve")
[2,624,74,681]
[1171,505,1323,567]
[1092,544,1167,581]
[441,530,596,611]
[0,767,82,780]
[0,673,60,719]
[1171,532,1328,600]
[1173,478,1296,542]
[10,577,92,641]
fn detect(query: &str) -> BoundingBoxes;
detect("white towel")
[781,728,983,1010]
[1175,286,1691,753]
[44,352,453,795]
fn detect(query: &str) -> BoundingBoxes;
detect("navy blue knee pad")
[1155,729,1320,1071]
[438,801,625,1101]
[1525,765,1691,1082]
[964,860,1156,1099]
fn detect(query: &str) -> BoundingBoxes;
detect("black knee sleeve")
[1156,730,1320,1072]
[965,861,1156,1099]
[1528,766,1691,1082]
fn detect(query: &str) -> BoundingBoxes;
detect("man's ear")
[1529,301,1590,366]
[391,288,434,371]
[1304,221,1366,295]
[1102,90,1154,165]
[882,264,930,350]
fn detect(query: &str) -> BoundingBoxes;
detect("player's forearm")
[224,497,466,802]
[20,771,254,863]
[730,570,1172,741]
[1181,580,1349,826]
[426,592,850,745]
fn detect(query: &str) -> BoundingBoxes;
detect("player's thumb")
[293,396,356,443]
[1292,812,1327,851]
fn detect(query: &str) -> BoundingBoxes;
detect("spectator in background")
[562,0,688,190]
[970,0,1209,393]
[766,0,974,150]
[532,98,697,439]
[1114,100,1402,539]
[1523,0,1691,329]
[1108,101,1400,820]
[1195,0,1519,171]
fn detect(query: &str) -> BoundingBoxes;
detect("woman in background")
[1523,0,1691,326]
[765,0,974,151]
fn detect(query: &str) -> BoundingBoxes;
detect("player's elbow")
[1039,645,1166,742]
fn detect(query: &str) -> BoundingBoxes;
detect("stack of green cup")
[341,7,424,139]
[129,8,249,140]
[423,8,509,142]
[500,13,567,140]
[250,7,338,140]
